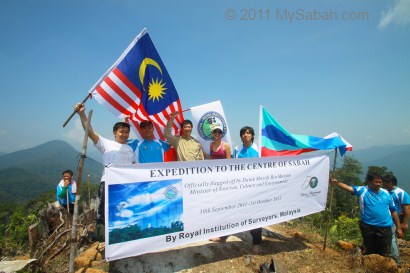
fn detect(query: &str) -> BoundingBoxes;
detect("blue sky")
[1,0,409,153]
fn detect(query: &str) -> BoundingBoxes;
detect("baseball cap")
[139,120,153,128]
[212,124,223,132]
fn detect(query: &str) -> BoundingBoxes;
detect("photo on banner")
[108,179,183,245]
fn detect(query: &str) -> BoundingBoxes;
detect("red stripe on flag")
[105,77,141,112]
[129,119,143,137]
[153,122,165,140]
[261,147,317,157]
[95,85,133,117]
[112,68,142,99]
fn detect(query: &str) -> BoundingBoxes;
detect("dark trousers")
[97,181,105,222]
[68,203,75,215]
[359,221,392,257]
[250,227,262,245]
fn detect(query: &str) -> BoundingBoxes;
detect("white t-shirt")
[95,136,135,181]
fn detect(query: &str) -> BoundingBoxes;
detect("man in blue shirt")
[330,172,403,257]
[129,120,170,163]
[56,170,77,215]
[233,126,262,254]
[383,174,410,265]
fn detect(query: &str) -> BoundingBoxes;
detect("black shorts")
[359,220,392,256]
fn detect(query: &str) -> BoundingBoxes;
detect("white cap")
[211,124,223,132]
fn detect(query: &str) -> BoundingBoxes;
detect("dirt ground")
[44,223,410,273]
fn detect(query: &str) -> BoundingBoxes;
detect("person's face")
[212,129,223,140]
[368,177,383,191]
[241,130,253,144]
[382,180,394,191]
[141,124,154,140]
[182,124,192,137]
[114,127,130,144]
[63,173,72,182]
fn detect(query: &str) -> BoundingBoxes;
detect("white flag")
[190,101,233,155]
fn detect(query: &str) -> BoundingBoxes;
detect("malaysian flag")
[89,28,183,140]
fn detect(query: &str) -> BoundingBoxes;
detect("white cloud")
[379,0,410,30]
[62,118,84,145]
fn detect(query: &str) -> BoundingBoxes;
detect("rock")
[363,254,398,273]
[75,267,106,273]
[336,240,355,251]
[74,242,100,269]
[293,232,305,240]
[0,259,38,273]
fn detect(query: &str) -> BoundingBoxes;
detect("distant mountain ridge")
[0,141,409,205]
[350,144,410,193]
[0,140,103,205]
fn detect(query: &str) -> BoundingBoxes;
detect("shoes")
[209,237,227,243]
[252,244,262,255]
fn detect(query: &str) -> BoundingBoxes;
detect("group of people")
[62,103,263,253]
[331,172,409,265]
[56,102,409,260]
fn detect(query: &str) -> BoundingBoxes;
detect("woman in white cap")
[208,124,231,160]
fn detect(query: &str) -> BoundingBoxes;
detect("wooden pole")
[88,174,91,210]
[62,94,91,128]
[66,190,70,214]
[323,148,338,251]
[69,110,93,273]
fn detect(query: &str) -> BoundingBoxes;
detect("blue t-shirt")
[56,181,76,206]
[353,185,396,227]
[129,139,170,163]
[389,187,410,221]
[233,143,259,158]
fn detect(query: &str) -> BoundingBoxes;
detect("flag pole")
[323,148,338,251]
[163,108,191,117]
[69,109,92,273]
[63,94,91,128]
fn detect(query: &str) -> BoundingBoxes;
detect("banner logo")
[309,177,319,188]
[197,111,227,140]
[164,185,179,200]
[301,176,319,189]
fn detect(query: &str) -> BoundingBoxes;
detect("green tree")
[332,155,362,218]
[329,215,361,245]
[366,165,392,178]
[3,207,38,253]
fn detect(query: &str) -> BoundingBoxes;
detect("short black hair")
[383,174,398,186]
[140,120,153,129]
[366,171,382,183]
[62,170,73,176]
[240,126,255,143]
[182,119,193,128]
[113,122,130,132]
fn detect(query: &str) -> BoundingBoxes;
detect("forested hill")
[0,141,409,205]
[350,144,410,193]
[0,140,103,205]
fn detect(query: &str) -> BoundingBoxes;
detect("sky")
[0,0,409,154]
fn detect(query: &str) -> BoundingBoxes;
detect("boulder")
[363,254,398,273]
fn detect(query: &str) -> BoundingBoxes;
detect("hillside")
[350,144,410,192]
[42,222,410,273]
[1,141,409,205]
[0,140,103,205]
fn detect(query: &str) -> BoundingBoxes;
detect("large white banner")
[190,100,233,154]
[104,154,329,261]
